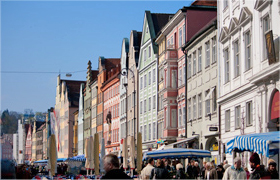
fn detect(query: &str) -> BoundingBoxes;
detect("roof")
[191,0,217,7]
[131,30,142,66]
[151,13,174,37]
[60,79,86,107]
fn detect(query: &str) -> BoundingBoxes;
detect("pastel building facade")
[78,83,85,155]
[217,0,280,166]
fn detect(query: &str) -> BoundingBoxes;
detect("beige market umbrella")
[89,136,94,175]
[122,137,128,170]
[48,134,57,177]
[85,138,90,175]
[130,136,135,176]
[136,132,142,174]
[94,133,99,175]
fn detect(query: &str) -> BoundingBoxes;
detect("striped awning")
[143,148,211,160]
[66,154,86,162]
[226,131,280,157]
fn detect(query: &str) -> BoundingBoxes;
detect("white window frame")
[179,28,182,47]
[212,36,216,63]
[148,71,151,85]
[246,101,253,126]
[198,94,202,118]
[144,49,147,61]
[235,105,241,129]
[153,95,156,109]
[224,48,230,83]
[188,98,191,121]
[149,124,151,140]
[245,31,251,71]
[178,108,182,127]
[149,97,151,111]
[193,96,197,120]
[193,51,196,75]
[205,41,210,67]
[198,47,202,72]
[262,15,270,60]
[153,68,156,83]
[234,40,240,77]
[144,74,147,88]
[144,99,147,113]
[188,55,191,78]
[205,90,210,115]
[225,110,231,132]
[148,46,151,58]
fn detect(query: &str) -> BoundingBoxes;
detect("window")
[167,39,170,48]
[246,101,253,126]
[172,70,177,88]
[148,46,151,58]
[144,49,147,61]
[179,69,182,86]
[153,122,156,140]
[224,48,230,83]
[146,26,148,33]
[153,95,156,109]
[171,36,174,46]
[225,110,231,132]
[140,77,143,90]
[149,124,151,140]
[212,36,216,63]
[183,25,185,44]
[188,55,191,78]
[182,65,185,85]
[144,99,147,112]
[193,51,196,75]
[171,109,177,127]
[198,94,202,118]
[193,96,196,119]
[245,31,251,71]
[153,68,156,83]
[182,107,185,125]
[140,101,142,114]
[205,90,210,115]
[198,47,202,72]
[205,41,210,67]
[144,125,147,141]
[179,28,182,47]
[213,88,217,112]
[149,97,151,111]
[235,106,241,129]
[149,71,151,85]
[178,109,182,127]
[234,40,240,77]
[188,98,191,121]
[140,126,142,134]
[263,16,270,60]
[144,75,147,88]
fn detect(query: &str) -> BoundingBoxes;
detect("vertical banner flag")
[55,110,60,152]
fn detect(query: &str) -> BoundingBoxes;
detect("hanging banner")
[271,91,280,120]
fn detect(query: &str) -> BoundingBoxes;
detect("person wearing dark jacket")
[267,159,279,180]
[101,154,132,179]
[175,163,186,179]
[187,160,195,179]
[249,152,271,180]
[216,165,225,180]
[150,159,169,179]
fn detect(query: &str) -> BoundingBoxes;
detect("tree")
[1,109,22,134]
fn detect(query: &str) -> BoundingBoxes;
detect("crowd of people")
[137,152,279,180]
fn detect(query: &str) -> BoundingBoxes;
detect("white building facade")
[217,0,280,167]
[78,83,85,155]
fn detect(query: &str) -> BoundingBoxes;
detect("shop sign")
[212,144,219,151]
[209,127,218,131]
[271,91,280,120]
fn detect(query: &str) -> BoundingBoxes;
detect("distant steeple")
[87,60,92,84]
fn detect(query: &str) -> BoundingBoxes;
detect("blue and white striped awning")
[226,131,280,157]
[66,154,86,162]
[143,148,211,160]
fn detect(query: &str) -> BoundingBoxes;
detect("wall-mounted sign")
[265,30,276,65]
[271,91,280,120]
[209,127,218,131]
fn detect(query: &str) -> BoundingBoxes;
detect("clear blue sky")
[1,0,193,113]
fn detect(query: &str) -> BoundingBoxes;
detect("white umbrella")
[48,134,57,177]
[122,138,128,170]
[94,133,99,176]
[89,136,94,175]
[136,132,142,174]
[100,138,105,174]
[85,138,90,175]
[130,136,135,177]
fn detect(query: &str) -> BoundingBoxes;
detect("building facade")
[138,11,173,151]
[217,0,280,166]
[55,75,85,158]
[91,80,98,136]
[78,83,85,155]
[73,110,78,156]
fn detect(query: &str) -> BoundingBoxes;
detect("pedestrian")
[244,167,250,179]
[205,162,218,180]
[222,157,246,180]
[267,159,279,180]
[211,160,217,168]
[175,162,186,179]
[150,159,169,179]
[141,158,155,180]
[223,160,231,171]
[216,165,225,180]
[194,161,200,179]
[249,152,271,179]
[101,154,132,179]
[164,159,171,171]
[200,161,207,179]
[187,159,195,179]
